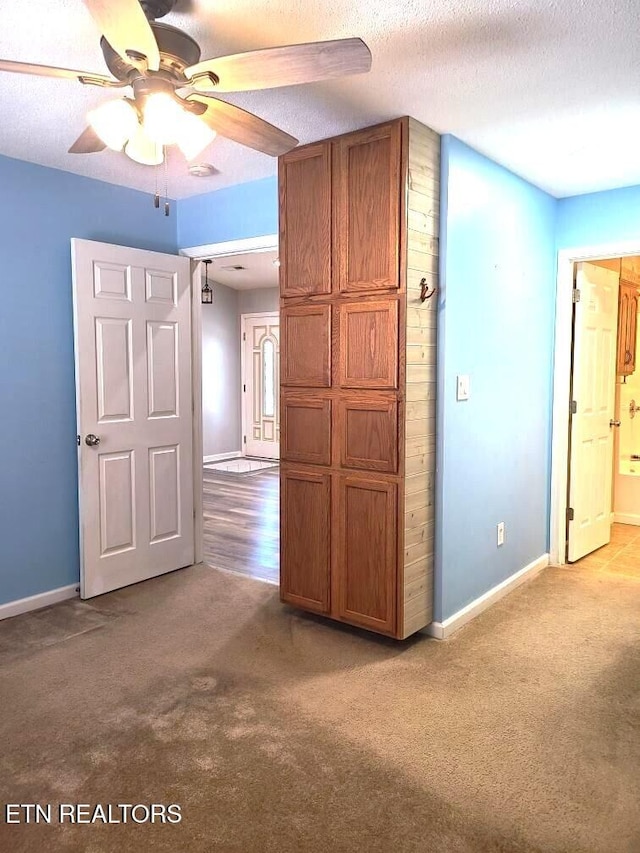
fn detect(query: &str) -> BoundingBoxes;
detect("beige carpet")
[0,556,638,853]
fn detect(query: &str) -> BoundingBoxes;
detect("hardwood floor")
[203,466,279,584]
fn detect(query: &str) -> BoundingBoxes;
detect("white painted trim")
[204,451,242,463]
[614,512,640,526]
[191,259,204,566]
[241,311,279,320]
[179,234,279,260]
[425,554,550,639]
[0,584,79,621]
[550,239,640,567]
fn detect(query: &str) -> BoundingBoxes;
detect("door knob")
[85,433,101,446]
[609,420,621,428]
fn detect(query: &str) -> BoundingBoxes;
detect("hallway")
[203,465,279,584]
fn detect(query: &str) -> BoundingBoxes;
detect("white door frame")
[550,237,640,566]
[181,234,279,564]
[240,311,280,458]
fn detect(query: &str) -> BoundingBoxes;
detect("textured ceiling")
[1,0,639,199]
[206,249,279,289]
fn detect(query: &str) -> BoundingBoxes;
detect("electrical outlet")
[497,522,505,547]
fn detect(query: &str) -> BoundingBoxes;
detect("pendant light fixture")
[201,259,213,304]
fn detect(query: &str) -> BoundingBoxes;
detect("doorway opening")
[183,235,280,586]
[551,248,640,571]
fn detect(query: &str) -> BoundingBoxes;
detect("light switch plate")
[457,374,470,401]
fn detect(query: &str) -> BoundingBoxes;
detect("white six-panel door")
[567,262,619,562]
[72,239,194,598]
[242,313,280,459]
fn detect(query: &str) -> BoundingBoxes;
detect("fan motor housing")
[101,22,201,82]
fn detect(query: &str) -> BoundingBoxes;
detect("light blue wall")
[177,176,278,247]
[436,136,558,622]
[0,154,177,606]
[557,185,640,248]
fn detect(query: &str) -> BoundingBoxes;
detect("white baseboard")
[0,584,79,621]
[426,553,550,640]
[614,512,640,526]
[203,451,242,463]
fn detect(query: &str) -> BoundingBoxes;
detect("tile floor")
[573,522,640,578]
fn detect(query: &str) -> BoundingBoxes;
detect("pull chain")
[154,157,160,209]
[164,147,170,216]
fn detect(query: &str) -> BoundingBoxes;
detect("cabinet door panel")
[629,294,638,374]
[334,122,401,293]
[282,305,331,387]
[617,282,638,376]
[279,143,332,297]
[339,301,398,388]
[282,396,331,466]
[339,398,398,472]
[281,468,330,613]
[335,475,397,633]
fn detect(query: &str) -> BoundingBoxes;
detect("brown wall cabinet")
[279,118,439,638]
[617,280,639,376]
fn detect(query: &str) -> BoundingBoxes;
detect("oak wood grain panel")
[280,466,330,613]
[334,121,402,293]
[282,395,331,466]
[281,304,331,387]
[617,280,639,376]
[621,256,640,286]
[279,143,332,297]
[335,474,397,634]
[338,300,399,388]
[339,397,398,472]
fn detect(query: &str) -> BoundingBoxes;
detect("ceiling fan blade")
[185,38,372,93]
[82,0,160,71]
[188,95,298,156]
[0,58,116,85]
[68,127,107,154]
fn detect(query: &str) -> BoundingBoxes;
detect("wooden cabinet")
[280,468,331,613]
[617,280,639,376]
[279,143,332,297]
[338,301,399,388]
[278,118,439,638]
[335,475,397,633]
[333,122,402,293]
[621,256,640,287]
[281,304,331,387]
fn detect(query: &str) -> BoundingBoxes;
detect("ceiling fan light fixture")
[88,99,138,151]
[124,125,163,165]
[143,92,185,145]
[176,112,216,161]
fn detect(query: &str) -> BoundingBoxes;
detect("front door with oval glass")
[242,312,280,459]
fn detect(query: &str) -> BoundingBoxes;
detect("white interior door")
[567,261,619,562]
[72,238,194,598]
[242,313,279,459]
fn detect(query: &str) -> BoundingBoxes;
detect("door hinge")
[571,400,577,414]
[243,384,246,392]
[572,288,581,303]
[76,434,81,446]
[567,507,575,522]
[243,435,247,444]
[243,332,246,341]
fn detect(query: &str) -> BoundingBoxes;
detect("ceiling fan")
[0,0,372,166]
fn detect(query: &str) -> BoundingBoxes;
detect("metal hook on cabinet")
[420,277,436,302]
